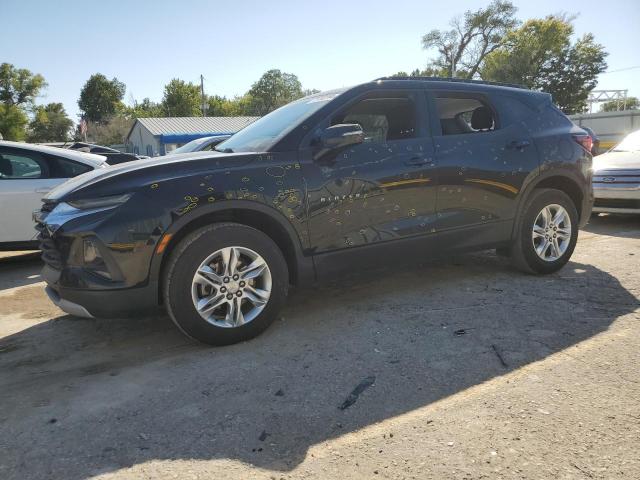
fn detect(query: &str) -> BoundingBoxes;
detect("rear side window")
[46,155,92,178]
[435,95,497,135]
[332,95,417,143]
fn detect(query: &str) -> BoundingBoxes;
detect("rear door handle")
[507,140,531,150]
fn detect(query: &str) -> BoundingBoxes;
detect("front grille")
[35,203,63,270]
[594,198,640,209]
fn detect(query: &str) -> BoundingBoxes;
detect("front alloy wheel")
[164,223,288,345]
[192,246,272,328]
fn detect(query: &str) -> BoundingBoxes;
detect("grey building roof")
[132,116,259,136]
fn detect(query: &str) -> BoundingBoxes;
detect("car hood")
[593,151,640,172]
[44,150,255,201]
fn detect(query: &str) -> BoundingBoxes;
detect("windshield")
[613,130,640,152]
[215,91,344,153]
[172,137,213,154]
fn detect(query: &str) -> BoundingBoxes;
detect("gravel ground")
[0,214,638,480]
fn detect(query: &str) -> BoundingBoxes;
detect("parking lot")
[0,214,638,479]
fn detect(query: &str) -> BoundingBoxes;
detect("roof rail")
[373,76,528,90]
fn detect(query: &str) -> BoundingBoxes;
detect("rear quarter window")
[434,94,497,135]
[46,155,92,178]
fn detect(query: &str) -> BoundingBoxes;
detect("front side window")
[435,95,496,135]
[0,150,44,179]
[332,94,417,144]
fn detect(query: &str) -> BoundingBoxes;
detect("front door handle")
[35,188,51,194]
[507,139,531,150]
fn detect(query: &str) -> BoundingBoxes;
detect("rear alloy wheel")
[510,188,579,274]
[531,204,572,262]
[164,223,288,345]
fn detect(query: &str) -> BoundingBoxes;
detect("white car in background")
[0,141,108,249]
[592,130,640,215]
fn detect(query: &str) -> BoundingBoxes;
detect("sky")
[2,0,639,122]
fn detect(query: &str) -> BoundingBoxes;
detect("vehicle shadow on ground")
[0,253,637,479]
[585,213,640,237]
[0,252,42,292]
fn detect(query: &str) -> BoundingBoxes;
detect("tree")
[421,0,518,79]
[481,16,572,86]
[27,103,73,142]
[79,116,133,145]
[0,63,47,108]
[247,69,303,115]
[125,97,163,118]
[601,96,639,112]
[0,104,28,141]
[483,16,607,114]
[391,67,450,78]
[0,63,47,140]
[78,74,126,123]
[207,94,251,116]
[537,34,608,114]
[161,79,201,116]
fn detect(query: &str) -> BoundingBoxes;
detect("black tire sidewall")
[518,189,579,274]
[165,223,288,345]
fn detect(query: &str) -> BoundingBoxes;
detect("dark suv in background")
[36,78,593,345]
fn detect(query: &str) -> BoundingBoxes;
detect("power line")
[601,66,640,74]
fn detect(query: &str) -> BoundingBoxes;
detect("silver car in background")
[169,135,231,154]
[592,130,640,214]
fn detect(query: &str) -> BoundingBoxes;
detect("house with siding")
[126,116,259,156]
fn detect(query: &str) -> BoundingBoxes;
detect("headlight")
[43,193,132,233]
[67,193,132,210]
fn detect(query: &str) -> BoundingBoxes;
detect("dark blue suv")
[36,77,593,345]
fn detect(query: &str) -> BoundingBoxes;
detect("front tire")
[163,223,288,345]
[510,188,579,274]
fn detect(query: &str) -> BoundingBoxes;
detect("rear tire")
[510,188,578,274]
[163,223,288,345]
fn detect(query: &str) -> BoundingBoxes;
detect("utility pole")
[200,74,206,117]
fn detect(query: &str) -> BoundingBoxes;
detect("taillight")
[573,134,593,153]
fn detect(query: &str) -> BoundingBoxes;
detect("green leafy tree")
[79,116,133,145]
[483,16,607,113]
[125,97,163,118]
[481,16,572,86]
[538,34,608,113]
[206,95,244,116]
[0,104,28,141]
[247,69,304,115]
[0,63,47,108]
[161,79,201,116]
[391,67,450,78]
[0,63,47,140]
[27,103,73,142]
[421,0,518,78]
[78,74,126,123]
[600,96,638,112]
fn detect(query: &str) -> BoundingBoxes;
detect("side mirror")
[319,124,365,150]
